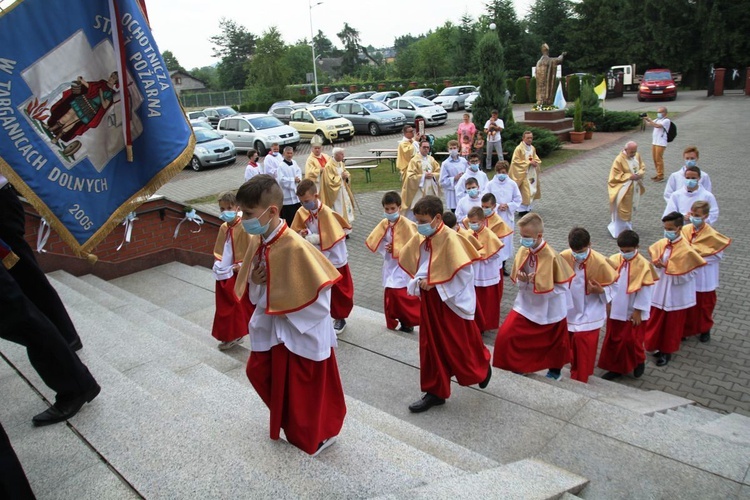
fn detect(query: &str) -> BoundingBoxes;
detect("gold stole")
[213,219,250,263]
[291,203,350,252]
[462,213,512,239]
[681,223,731,257]
[399,223,480,285]
[649,237,706,276]
[607,252,659,294]
[472,226,503,260]
[305,153,329,183]
[560,249,619,291]
[365,217,417,260]
[234,224,341,315]
[511,242,575,293]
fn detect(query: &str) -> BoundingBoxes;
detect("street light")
[309,0,323,96]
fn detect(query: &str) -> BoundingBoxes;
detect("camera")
[639,113,648,118]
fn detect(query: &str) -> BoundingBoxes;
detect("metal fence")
[180,90,256,109]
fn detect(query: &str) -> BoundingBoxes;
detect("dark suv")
[203,106,239,128]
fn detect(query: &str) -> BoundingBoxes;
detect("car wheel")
[316,131,328,144]
[190,156,202,172]
[452,102,459,111]
[368,122,380,136]
[637,96,644,102]
[344,135,353,142]
[254,141,267,156]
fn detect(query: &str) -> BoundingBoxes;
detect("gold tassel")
[126,145,133,162]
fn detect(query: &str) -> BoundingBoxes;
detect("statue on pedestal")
[535,44,566,107]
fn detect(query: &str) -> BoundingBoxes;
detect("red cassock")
[568,329,599,383]
[474,283,502,332]
[331,264,354,319]
[683,291,716,337]
[384,287,420,330]
[419,287,490,399]
[492,310,570,373]
[598,318,646,374]
[645,307,687,354]
[212,274,255,342]
[246,344,346,455]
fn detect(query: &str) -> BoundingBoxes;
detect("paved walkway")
[158,91,750,415]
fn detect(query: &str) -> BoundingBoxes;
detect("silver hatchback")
[189,127,236,172]
[329,99,407,136]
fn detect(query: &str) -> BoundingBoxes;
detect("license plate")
[652,90,663,94]
[219,153,231,159]
[339,131,350,136]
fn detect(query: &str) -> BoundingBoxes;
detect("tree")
[337,23,363,75]
[313,30,336,58]
[483,0,535,77]
[525,0,573,69]
[161,50,184,72]
[209,18,256,89]
[455,14,477,77]
[283,43,314,84]
[415,33,448,80]
[394,44,419,78]
[472,31,512,131]
[247,27,290,97]
[189,65,219,90]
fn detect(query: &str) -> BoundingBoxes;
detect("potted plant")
[570,98,585,143]
[583,121,596,140]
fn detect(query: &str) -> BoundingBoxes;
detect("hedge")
[564,107,642,132]
[567,76,580,101]
[514,77,528,104]
[433,123,560,159]
[528,77,537,103]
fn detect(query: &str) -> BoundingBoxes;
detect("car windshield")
[363,101,390,113]
[188,112,205,118]
[249,116,284,130]
[409,97,433,108]
[194,129,223,143]
[439,88,459,96]
[644,72,671,81]
[310,108,340,120]
[217,107,237,117]
[310,95,328,104]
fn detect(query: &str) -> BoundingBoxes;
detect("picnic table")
[368,148,399,172]
[345,163,378,183]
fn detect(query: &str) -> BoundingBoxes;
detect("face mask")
[656,112,663,119]
[685,179,699,190]
[469,222,482,232]
[572,248,590,263]
[467,188,479,198]
[620,250,637,260]
[449,149,458,158]
[664,230,678,241]
[469,164,479,172]
[302,200,318,212]
[417,217,437,237]
[384,212,400,222]
[483,207,494,217]
[270,151,278,156]
[685,159,697,167]
[690,216,704,227]
[219,210,237,223]
[520,237,535,248]
[242,207,272,235]
[496,173,508,181]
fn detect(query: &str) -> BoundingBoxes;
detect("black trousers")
[0,186,80,346]
[281,202,301,228]
[0,422,35,499]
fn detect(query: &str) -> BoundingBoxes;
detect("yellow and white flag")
[594,80,607,100]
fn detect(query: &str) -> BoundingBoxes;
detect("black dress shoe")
[655,353,671,367]
[633,362,645,378]
[651,351,661,358]
[601,371,621,381]
[699,331,711,343]
[32,383,101,427]
[408,393,445,413]
[516,211,529,219]
[479,366,492,389]
[69,338,83,352]
[398,325,414,333]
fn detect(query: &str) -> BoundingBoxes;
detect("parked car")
[216,114,300,155]
[329,99,407,136]
[309,91,350,106]
[188,127,236,172]
[190,119,213,130]
[343,91,376,100]
[289,105,355,143]
[267,103,308,124]
[371,90,400,102]
[268,99,295,110]
[187,110,209,122]
[432,85,478,111]
[203,106,238,128]
[386,96,448,127]
[638,69,677,101]
[464,88,480,111]
[403,88,437,101]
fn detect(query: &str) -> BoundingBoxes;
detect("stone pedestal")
[714,68,726,96]
[522,110,574,142]
[745,67,750,96]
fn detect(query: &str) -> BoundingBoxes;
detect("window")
[221,119,238,131]
[291,111,303,121]
[347,104,359,114]
[238,119,252,132]
[175,77,182,85]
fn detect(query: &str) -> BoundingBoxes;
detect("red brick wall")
[22,197,221,280]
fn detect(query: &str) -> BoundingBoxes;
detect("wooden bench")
[345,164,378,183]
[369,148,400,172]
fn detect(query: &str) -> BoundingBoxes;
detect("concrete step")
[50,271,242,374]
[698,413,750,445]
[662,405,724,427]
[376,458,588,500]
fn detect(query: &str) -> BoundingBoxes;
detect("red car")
[638,69,677,101]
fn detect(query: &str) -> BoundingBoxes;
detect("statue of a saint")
[535,44,566,107]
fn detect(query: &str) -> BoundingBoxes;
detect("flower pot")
[349,85,358,92]
[377,83,386,90]
[322,86,330,93]
[299,88,307,96]
[409,81,418,88]
[570,131,586,144]
[443,79,452,87]
[584,130,593,140]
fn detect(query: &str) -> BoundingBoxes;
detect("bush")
[506,78,515,98]
[564,107,642,132]
[433,133,457,153]
[514,77,528,104]
[567,76,580,101]
[580,83,599,110]
[528,77,537,104]
[573,98,583,132]
[501,123,561,157]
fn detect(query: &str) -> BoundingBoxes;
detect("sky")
[143,0,536,70]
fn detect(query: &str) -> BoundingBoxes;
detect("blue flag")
[0,0,194,256]
[553,81,567,110]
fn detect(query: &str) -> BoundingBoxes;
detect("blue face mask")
[219,210,237,223]
[496,173,508,181]
[483,207,494,217]
[302,200,318,212]
[656,112,663,119]
[685,159,697,168]
[384,211,400,222]
[520,237,536,248]
[449,149,459,158]
[469,222,482,232]
[690,216,704,227]
[685,179,699,190]
[242,207,272,235]
[469,164,479,172]
[664,230,678,241]
[572,248,590,263]
[417,217,437,237]
[467,188,479,198]
[620,250,637,260]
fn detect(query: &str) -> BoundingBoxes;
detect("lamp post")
[309,0,323,96]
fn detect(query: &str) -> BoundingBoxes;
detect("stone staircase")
[1,262,749,499]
